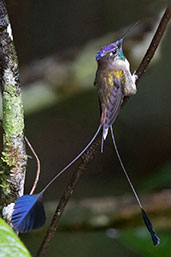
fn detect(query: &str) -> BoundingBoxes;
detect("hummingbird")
[93,22,160,246]
[11,22,159,246]
[95,36,137,152]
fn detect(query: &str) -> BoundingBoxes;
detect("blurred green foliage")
[140,162,171,192]
[119,228,171,257]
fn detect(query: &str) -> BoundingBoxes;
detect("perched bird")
[95,37,137,152]
[12,22,160,246]
[94,28,160,246]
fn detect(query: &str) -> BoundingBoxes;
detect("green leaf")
[0,218,31,257]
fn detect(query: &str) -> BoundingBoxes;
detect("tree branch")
[0,0,27,224]
[36,6,171,257]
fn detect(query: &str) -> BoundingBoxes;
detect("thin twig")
[36,7,171,257]
[25,137,41,195]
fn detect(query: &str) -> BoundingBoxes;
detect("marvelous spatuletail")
[12,22,160,246]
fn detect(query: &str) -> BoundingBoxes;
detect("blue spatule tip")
[141,208,160,246]
[12,193,46,233]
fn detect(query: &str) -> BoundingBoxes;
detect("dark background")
[2,1,171,257]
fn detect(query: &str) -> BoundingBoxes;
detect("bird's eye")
[112,49,117,55]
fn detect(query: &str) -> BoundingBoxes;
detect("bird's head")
[96,39,125,69]
[96,21,140,70]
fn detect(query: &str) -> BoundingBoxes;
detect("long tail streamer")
[12,124,102,233]
[110,126,160,246]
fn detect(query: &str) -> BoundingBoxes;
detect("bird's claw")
[133,70,138,81]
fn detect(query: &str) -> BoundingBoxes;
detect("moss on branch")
[0,0,27,223]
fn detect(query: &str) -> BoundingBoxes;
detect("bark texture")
[0,0,27,224]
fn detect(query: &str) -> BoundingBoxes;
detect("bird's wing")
[104,71,124,129]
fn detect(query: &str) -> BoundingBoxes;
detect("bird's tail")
[110,126,160,246]
[101,126,109,153]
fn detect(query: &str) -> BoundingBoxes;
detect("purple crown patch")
[96,39,122,61]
